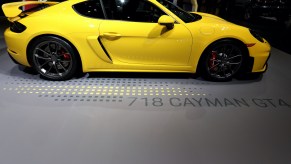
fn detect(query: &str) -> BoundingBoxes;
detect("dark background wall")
[1,0,291,54]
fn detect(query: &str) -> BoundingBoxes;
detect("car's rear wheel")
[199,40,246,81]
[28,36,79,81]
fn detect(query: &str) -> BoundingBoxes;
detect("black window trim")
[76,0,178,23]
[99,0,173,23]
[73,0,105,19]
[99,0,108,19]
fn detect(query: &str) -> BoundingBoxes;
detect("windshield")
[156,0,200,23]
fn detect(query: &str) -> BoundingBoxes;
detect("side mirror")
[158,15,175,30]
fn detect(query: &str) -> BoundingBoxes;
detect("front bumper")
[246,52,270,74]
[247,38,271,73]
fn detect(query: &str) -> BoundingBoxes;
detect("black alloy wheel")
[200,40,246,81]
[28,36,79,81]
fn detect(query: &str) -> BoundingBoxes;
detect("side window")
[73,1,104,19]
[135,0,167,22]
[103,0,167,23]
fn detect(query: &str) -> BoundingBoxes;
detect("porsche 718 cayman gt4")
[2,0,271,81]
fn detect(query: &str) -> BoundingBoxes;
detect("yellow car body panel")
[2,0,271,77]
[99,21,192,66]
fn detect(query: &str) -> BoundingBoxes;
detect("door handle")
[101,32,122,39]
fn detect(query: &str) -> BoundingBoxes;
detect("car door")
[98,0,192,66]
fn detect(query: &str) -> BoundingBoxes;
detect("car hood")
[188,12,248,36]
[195,12,225,21]
[193,12,237,26]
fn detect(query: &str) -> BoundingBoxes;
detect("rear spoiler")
[2,1,58,19]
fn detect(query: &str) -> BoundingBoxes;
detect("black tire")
[28,36,79,81]
[199,40,247,82]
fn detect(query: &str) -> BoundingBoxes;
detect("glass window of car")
[102,0,167,23]
[157,0,199,23]
[73,1,104,19]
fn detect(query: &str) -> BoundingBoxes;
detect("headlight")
[249,29,264,43]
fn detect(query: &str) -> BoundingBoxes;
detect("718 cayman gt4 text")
[2,0,271,81]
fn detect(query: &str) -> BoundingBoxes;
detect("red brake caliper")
[63,53,71,60]
[60,48,71,60]
[209,51,217,70]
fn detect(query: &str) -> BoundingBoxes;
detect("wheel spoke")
[36,48,51,56]
[57,62,67,72]
[40,60,51,68]
[217,66,224,73]
[40,65,53,74]
[55,43,59,54]
[209,63,220,70]
[47,43,53,54]
[34,54,51,60]
[209,59,220,62]
[227,55,242,60]
[211,66,223,77]
[53,63,61,76]
[228,62,241,65]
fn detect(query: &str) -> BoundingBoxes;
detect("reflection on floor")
[0,19,291,164]
[0,54,291,110]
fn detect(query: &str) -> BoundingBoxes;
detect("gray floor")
[0,18,291,164]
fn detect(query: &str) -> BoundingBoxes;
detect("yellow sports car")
[2,0,271,81]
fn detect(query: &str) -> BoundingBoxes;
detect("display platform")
[1,23,291,164]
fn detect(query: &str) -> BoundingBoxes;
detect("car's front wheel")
[28,36,79,81]
[199,40,246,81]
